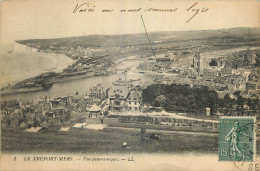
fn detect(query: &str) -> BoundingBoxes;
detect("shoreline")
[0,87,44,96]
[0,71,111,96]
[0,42,74,88]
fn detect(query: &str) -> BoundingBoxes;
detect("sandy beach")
[0,42,74,88]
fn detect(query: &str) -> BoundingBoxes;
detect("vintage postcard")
[0,0,259,170]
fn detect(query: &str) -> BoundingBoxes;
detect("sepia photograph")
[0,0,259,170]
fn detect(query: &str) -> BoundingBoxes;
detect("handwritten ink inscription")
[73,3,95,13]
[145,8,178,12]
[120,8,142,12]
[72,2,209,23]
[186,2,209,23]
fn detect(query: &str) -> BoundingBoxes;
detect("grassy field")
[2,127,219,154]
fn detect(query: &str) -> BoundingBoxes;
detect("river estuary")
[1,44,259,102]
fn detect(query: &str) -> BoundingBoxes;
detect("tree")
[209,59,218,66]
[223,93,233,110]
[233,91,245,115]
[154,95,166,107]
[207,90,219,115]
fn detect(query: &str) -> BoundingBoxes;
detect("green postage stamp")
[219,117,256,162]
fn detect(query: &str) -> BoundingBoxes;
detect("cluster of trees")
[142,84,259,116]
[142,84,219,115]
[219,91,259,116]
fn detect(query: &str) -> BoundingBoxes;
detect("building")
[242,49,257,66]
[87,104,102,118]
[246,81,260,92]
[221,67,232,76]
[50,96,70,109]
[89,84,106,101]
[215,57,226,68]
[192,52,203,75]
[203,69,218,81]
[108,79,144,114]
[226,75,246,91]
[108,80,129,113]
[127,90,142,112]
[214,76,227,84]
[3,100,20,109]
[205,107,210,116]
[155,53,173,69]
[187,68,195,78]
[247,70,260,93]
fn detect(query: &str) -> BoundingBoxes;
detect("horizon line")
[8,26,260,43]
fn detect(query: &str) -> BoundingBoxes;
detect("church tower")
[192,52,203,75]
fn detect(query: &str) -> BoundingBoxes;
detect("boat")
[130,78,141,82]
[42,81,53,89]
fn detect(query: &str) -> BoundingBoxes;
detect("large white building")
[127,91,142,112]
[108,79,129,113]
[108,79,143,114]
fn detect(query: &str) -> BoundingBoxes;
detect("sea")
[0,43,154,102]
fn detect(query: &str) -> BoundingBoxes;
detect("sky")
[0,0,259,47]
